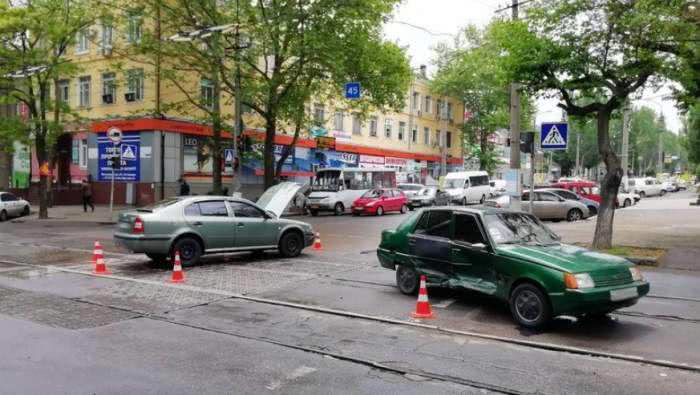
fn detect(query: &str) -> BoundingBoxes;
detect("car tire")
[310,209,319,217]
[279,231,303,258]
[400,204,408,214]
[0,210,7,222]
[660,189,667,196]
[408,206,414,211]
[588,206,597,216]
[171,237,202,267]
[462,197,468,206]
[623,199,631,208]
[639,191,646,198]
[376,206,384,216]
[146,253,169,267]
[333,203,344,216]
[22,206,30,216]
[396,265,419,295]
[509,283,552,328]
[566,208,583,222]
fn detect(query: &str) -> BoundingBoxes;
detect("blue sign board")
[98,132,140,182]
[224,148,235,163]
[344,82,361,100]
[540,123,568,151]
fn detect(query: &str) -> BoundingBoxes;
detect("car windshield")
[484,213,560,246]
[444,179,464,189]
[362,189,382,198]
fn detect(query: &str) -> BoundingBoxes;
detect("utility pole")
[508,0,521,209]
[575,131,581,177]
[621,101,630,178]
[155,0,165,200]
[657,132,663,175]
[230,0,244,197]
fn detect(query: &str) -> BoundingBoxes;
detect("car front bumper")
[352,205,378,215]
[550,281,650,316]
[304,232,315,247]
[307,201,334,211]
[114,233,171,255]
[409,199,431,207]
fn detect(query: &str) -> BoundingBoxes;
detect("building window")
[78,76,91,107]
[412,92,420,111]
[80,139,88,168]
[57,80,70,104]
[384,119,392,138]
[126,69,144,101]
[411,126,418,143]
[334,111,344,131]
[437,99,444,119]
[436,130,443,147]
[424,96,431,113]
[101,23,113,51]
[352,113,361,135]
[447,102,453,120]
[71,139,80,165]
[313,104,325,126]
[398,121,406,141]
[446,131,452,148]
[127,13,142,44]
[423,127,430,145]
[76,29,89,54]
[369,117,378,137]
[102,73,116,104]
[201,78,215,109]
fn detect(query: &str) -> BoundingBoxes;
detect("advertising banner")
[311,150,358,168]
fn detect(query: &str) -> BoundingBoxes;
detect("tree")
[492,0,698,248]
[0,0,97,218]
[686,105,700,166]
[432,24,534,173]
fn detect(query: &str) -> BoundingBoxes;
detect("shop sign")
[359,154,385,165]
[385,157,408,167]
[312,150,357,168]
[315,136,336,150]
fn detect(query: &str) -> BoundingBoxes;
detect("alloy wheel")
[514,289,543,323]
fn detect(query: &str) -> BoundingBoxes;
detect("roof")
[431,205,517,216]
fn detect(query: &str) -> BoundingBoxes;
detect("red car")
[550,181,601,203]
[352,188,408,216]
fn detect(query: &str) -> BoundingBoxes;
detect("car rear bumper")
[550,281,650,316]
[114,233,171,254]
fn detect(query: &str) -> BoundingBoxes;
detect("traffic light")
[520,132,535,154]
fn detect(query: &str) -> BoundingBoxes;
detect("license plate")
[310,204,320,209]
[610,287,638,301]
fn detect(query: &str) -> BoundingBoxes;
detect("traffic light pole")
[109,145,116,221]
[509,0,522,210]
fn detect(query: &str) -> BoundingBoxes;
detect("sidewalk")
[18,205,132,223]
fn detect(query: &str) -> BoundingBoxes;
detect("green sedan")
[114,183,315,266]
[377,207,649,328]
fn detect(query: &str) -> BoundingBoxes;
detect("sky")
[382,0,683,133]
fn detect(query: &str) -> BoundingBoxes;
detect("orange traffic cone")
[411,275,434,319]
[170,251,185,283]
[92,241,110,274]
[313,232,323,250]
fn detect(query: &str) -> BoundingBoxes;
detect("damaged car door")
[450,213,498,294]
[407,209,452,282]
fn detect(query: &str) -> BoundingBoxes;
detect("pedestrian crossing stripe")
[543,125,566,145]
[121,145,136,159]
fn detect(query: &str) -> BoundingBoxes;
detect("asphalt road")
[1,190,700,394]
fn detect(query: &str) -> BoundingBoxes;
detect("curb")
[626,256,659,266]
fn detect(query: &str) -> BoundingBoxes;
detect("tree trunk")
[210,73,223,195]
[35,133,49,219]
[263,115,277,189]
[0,151,11,190]
[592,108,623,249]
[479,128,488,171]
[275,108,303,181]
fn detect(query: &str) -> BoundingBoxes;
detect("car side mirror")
[471,242,488,252]
[265,210,277,219]
[559,197,566,202]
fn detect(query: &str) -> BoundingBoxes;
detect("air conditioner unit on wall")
[102,94,113,104]
[125,92,136,102]
[101,45,113,56]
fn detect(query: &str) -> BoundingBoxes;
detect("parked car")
[489,180,507,197]
[629,177,664,198]
[0,192,31,221]
[352,188,408,216]
[114,182,315,266]
[377,207,650,328]
[537,187,600,216]
[549,181,601,202]
[443,171,490,205]
[397,183,424,199]
[522,190,590,221]
[617,190,638,208]
[407,186,451,209]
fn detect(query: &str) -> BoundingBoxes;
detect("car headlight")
[629,267,643,282]
[564,272,595,289]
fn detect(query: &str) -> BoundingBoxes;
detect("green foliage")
[431,23,534,173]
[686,105,700,165]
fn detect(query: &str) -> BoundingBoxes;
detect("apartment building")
[30,12,464,205]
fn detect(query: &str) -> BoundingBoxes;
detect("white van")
[443,171,490,205]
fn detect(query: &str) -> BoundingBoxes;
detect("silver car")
[485,190,590,222]
[0,192,31,221]
[114,183,316,266]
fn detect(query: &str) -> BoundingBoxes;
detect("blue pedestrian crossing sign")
[344,82,361,100]
[540,123,568,151]
[224,149,235,163]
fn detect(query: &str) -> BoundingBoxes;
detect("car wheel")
[400,204,408,214]
[509,283,552,328]
[279,231,303,258]
[22,206,30,216]
[639,191,646,198]
[333,203,344,216]
[0,210,7,222]
[310,209,319,217]
[462,197,468,206]
[408,206,414,211]
[480,195,485,204]
[588,206,597,216]
[376,206,384,216]
[623,199,631,208]
[171,237,202,267]
[660,189,667,196]
[396,265,419,295]
[145,253,168,267]
[566,208,583,222]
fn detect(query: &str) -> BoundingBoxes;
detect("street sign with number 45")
[345,82,361,99]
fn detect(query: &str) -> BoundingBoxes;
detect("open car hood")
[256,182,302,218]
